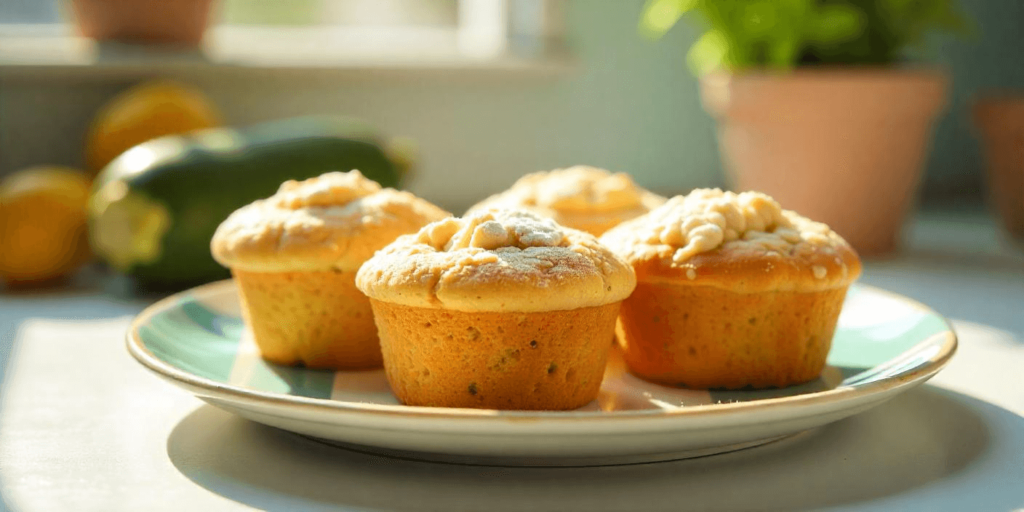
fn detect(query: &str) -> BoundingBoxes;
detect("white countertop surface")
[1,211,1023,512]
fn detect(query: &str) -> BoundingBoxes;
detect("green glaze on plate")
[127,280,956,465]
[139,297,334,400]
[135,283,951,408]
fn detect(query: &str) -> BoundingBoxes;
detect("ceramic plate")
[128,280,956,466]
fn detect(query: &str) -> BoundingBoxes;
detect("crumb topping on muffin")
[604,189,845,264]
[527,166,649,211]
[600,189,861,291]
[466,166,665,235]
[272,169,382,209]
[474,166,663,212]
[211,171,450,273]
[356,209,636,312]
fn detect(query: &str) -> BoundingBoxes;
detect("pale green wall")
[924,0,1024,199]
[192,0,724,210]
[1,0,1020,212]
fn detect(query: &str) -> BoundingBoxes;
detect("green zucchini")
[88,116,407,290]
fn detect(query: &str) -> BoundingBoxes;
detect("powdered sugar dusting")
[465,166,667,236]
[356,209,637,312]
[211,170,450,272]
[517,166,646,211]
[273,170,381,209]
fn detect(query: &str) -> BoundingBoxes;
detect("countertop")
[1,210,1022,512]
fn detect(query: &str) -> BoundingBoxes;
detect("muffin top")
[466,166,666,236]
[599,189,861,292]
[211,170,450,273]
[356,209,637,312]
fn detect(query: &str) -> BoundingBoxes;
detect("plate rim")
[126,279,957,423]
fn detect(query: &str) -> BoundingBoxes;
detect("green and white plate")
[128,280,956,466]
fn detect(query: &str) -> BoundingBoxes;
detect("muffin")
[355,209,636,410]
[211,170,450,369]
[466,166,665,236]
[600,189,862,389]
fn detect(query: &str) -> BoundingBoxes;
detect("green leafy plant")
[640,0,971,75]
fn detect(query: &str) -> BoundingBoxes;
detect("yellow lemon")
[85,80,222,175]
[0,167,93,285]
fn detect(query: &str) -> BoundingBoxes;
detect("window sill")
[0,24,574,81]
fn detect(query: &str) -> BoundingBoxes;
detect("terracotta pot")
[973,94,1024,242]
[701,69,948,256]
[70,0,214,46]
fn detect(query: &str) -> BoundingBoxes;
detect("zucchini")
[88,116,406,290]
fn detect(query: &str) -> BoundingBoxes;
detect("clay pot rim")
[701,65,947,81]
[700,66,949,119]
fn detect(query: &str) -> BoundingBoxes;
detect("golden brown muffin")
[600,189,862,389]
[355,209,636,410]
[466,166,665,236]
[211,170,450,369]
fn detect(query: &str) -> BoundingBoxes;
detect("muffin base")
[616,283,849,389]
[368,300,620,410]
[234,269,382,369]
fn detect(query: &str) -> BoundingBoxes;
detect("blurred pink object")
[71,0,214,46]
[701,69,948,256]
[974,94,1024,242]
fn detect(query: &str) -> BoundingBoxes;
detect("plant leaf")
[687,29,729,75]
[639,0,698,40]
[654,0,971,76]
[805,4,865,45]
[767,35,801,69]
[739,0,779,39]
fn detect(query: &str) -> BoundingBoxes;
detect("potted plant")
[973,93,1024,243]
[640,0,970,255]
[70,0,216,47]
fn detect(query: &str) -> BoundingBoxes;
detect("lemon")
[0,167,93,285]
[85,80,222,175]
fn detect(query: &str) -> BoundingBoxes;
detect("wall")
[2,0,1022,213]
[926,0,1024,202]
